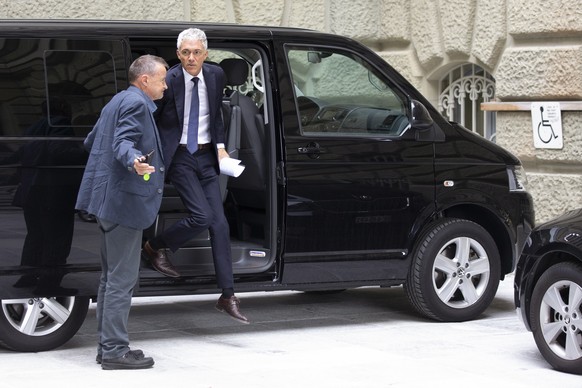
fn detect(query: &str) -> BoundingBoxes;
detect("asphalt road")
[1,275,580,387]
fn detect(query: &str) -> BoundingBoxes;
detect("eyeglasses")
[179,49,206,58]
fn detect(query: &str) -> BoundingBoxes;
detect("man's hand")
[218,148,229,162]
[133,157,155,176]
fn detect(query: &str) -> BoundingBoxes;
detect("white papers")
[220,157,245,177]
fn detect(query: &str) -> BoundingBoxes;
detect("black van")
[0,20,534,352]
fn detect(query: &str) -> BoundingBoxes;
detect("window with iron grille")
[439,64,496,141]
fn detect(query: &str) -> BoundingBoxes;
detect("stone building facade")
[3,0,580,223]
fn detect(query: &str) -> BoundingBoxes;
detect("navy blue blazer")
[155,63,226,173]
[75,86,165,230]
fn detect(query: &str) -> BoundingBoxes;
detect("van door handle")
[297,142,325,155]
[297,146,320,154]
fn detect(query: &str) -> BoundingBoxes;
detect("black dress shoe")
[142,241,180,278]
[97,349,144,364]
[101,351,154,370]
[215,295,250,324]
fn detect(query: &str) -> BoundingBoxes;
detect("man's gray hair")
[177,28,208,50]
[128,55,168,83]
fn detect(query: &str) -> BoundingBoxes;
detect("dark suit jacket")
[155,63,226,173]
[75,86,165,230]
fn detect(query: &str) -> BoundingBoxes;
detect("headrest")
[220,58,248,87]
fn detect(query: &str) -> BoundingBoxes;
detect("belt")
[179,143,212,151]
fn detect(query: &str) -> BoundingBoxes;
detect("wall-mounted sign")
[531,102,563,149]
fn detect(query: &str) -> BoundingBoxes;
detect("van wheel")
[405,218,500,322]
[530,262,582,375]
[0,296,89,352]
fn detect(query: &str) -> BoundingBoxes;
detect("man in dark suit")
[142,28,248,324]
[76,55,168,369]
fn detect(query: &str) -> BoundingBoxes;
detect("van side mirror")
[410,99,445,141]
[410,100,434,130]
[307,51,332,64]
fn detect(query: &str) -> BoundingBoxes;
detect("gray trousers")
[96,218,142,360]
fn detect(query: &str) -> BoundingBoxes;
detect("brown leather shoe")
[215,295,249,324]
[142,241,180,278]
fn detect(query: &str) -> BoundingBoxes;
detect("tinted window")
[44,49,118,132]
[0,39,124,138]
[0,38,125,270]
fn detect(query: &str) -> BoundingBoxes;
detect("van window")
[0,39,124,139]
[286,47,409,138]
[44,49,118,134]
[0,38,125,269]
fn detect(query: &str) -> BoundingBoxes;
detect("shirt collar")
[182,66,204,83]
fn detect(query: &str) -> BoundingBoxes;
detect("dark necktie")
[187,77,199,153]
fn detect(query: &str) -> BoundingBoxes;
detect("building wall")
[4,0,580,223]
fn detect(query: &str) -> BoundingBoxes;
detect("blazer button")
[160,166,165,172]
[157,188,163,194]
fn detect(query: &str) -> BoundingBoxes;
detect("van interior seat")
[219,58,267,241]
[220,58,266,211]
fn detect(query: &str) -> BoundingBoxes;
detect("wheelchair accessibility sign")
[531,102,563,149]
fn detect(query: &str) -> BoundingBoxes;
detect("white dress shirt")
[180,68,211,145]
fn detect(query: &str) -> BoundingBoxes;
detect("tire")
[405,218,501,322]
[0,296,90,352]
[530,262,582,375]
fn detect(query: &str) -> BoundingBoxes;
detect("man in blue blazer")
[142,28,248,324]
[76,55,168,369]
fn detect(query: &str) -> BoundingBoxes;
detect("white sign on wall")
[531,102,563,149]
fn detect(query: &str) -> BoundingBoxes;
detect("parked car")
[515,208,582,375]
[0,20,534,352]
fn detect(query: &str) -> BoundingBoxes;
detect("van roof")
[0,19,317,39]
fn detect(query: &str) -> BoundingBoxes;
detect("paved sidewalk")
[1,276,580,388]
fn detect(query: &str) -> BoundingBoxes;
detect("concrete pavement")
[1,275,580,387]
